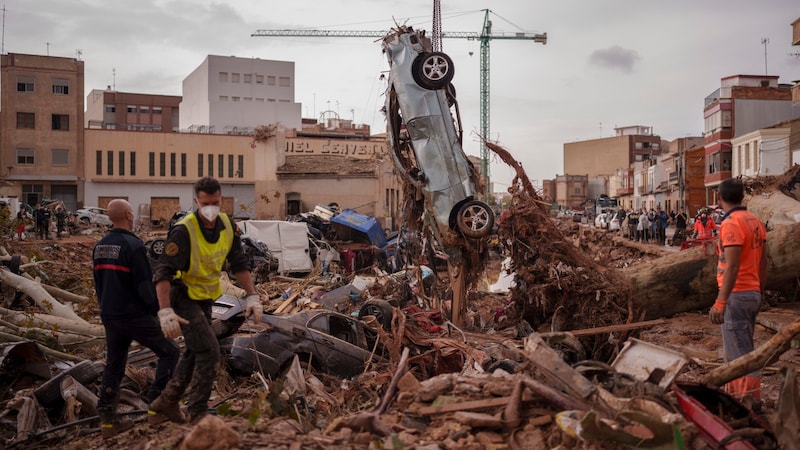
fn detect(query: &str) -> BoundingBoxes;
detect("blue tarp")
[330,209,386,248]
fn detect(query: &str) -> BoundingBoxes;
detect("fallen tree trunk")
[747,191,800,227]
[0,306,104,337]
[21,273,91,304]
[700,319,800,387]
[624,221,800,319]
[0,269,87,323]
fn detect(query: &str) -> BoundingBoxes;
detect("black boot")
[98,407,134,439]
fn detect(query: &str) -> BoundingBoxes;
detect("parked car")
[382,26,494,249]
[73,206,112,227]
[594,212,620,231]
[211,295,386,378]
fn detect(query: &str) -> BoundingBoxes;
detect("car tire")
[358,298,395,331]
[456,200,495,238]
[149,239,166,259]
[412,52,455,89]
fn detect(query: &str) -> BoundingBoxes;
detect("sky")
[3,0,799,191]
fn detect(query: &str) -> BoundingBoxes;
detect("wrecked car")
[211,295,385,378]
[382,26,494,248]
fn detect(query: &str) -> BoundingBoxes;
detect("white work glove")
[158,307,189,339]
[245,294,263,323]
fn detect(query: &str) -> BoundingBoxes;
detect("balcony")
[616,186,633,196]
[669,171,679,184]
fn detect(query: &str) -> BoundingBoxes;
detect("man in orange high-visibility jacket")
[708,179,767,407]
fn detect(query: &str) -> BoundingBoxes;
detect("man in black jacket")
[93,199,179,438]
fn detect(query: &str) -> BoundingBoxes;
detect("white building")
[179,55,302,133]
[731,124,791,178]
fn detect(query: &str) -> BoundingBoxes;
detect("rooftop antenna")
[112,67,116,90]
[761,37,769,76]
[75,48,82,61]
[46,41,50,56]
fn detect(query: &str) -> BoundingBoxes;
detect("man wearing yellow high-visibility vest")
[147,177,263,425]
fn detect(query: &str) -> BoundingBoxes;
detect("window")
[52,79,69,95]
[130,152,136,176]
[107,150,114,176]
[52,149,69,166]
[140,106,150,113]
[219,72,228,82]
[127,105,136,113]
[17,76,34,92]
[159,153,166,176]
[219,96,228,101]
[17,148,34,165]
[267,76,276,86]
[232,73,240,83]
[181,153,187,177]
[255,74,264,84]
[268,98,276,102]
[237,155,244,178]
[52,114,70,131]
[244,74,252,83]
[149,152,155,176]
[96,151,102,175]
[218,154,224,178]
[279,76,290,87]
[17,112,35,129]
[119,151,125,175]
[170,153,176,176]
[105,105,116,113]
[232,96,240,102]
[244,97,252,102]
[198,154,204,177]
[228,155,234,178]
[153,107,162,115]
[255,98,264,102]
[208,154,213,177]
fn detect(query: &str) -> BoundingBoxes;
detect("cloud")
[588,45,641,73]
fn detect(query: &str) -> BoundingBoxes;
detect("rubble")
[1,158,799,449]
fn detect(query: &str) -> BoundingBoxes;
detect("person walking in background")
[55,207,67,238]
[93,199,180,438]
[673,207,688,245]
[148,177,263,426]
[708,179,767,406]
[657,207,669,245]
[33,204,48,239]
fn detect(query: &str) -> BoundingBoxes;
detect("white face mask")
[198,205,220,222]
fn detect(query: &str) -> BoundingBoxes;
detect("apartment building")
[86,89,181,132]
[0,53,84,210]
[702,74,799,204]
[731,122,792,178]
[180,55,302,133]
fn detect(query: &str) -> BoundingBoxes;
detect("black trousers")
[98,315,180,410]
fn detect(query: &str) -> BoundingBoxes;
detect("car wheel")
[456,200,495,238]
[412,52,455,89]
[358,298,394,331]
[149,239,166,258]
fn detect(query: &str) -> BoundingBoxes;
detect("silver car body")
[383,27,489,248]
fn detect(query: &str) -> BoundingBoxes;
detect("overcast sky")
[4,0,799,190]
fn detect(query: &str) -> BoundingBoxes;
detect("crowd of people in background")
[8,203,70,240]
[618,205,720,245]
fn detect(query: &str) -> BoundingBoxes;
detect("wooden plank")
[273,292,299,314]
[568,319,668,337]
[415,394,537,416]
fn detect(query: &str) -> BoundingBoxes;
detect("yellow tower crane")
[251,9,546,197]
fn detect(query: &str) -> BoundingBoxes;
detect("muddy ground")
[1,222,798,450]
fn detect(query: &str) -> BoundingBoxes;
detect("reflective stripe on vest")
[176,212,233,300]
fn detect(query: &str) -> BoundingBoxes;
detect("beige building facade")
[0,53,84,210]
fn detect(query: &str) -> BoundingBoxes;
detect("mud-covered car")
[211,295,385,378]
[382,26,494,249]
